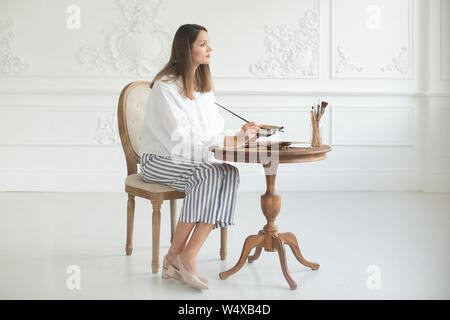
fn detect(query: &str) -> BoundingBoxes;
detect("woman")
[139,24,262,289]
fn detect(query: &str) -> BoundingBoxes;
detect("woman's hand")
[235,122,263,147]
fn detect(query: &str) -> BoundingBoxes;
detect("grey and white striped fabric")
[140,153,240,229]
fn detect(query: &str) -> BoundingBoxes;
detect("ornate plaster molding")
[0,20,31,75]
[380,46,409,74]
[95,113,119,145]
[335,45,364,74]
[249,9,319,78]
[78,0,172,76]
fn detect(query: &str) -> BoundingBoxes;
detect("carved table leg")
[272,235,297,290]
[248,230,265,263]
[219,234,264,280]
[278,232,320,270]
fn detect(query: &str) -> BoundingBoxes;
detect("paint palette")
[245,141,307,150]
[257,125,284,137]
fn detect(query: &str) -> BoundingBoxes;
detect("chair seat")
[126,173,181,193]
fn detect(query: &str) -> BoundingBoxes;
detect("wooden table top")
[213,142,332,164]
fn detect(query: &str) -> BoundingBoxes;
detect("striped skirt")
[140,153,240,229]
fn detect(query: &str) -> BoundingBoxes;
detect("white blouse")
[139,75,226,163]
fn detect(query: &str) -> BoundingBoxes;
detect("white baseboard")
[0,168,441,192]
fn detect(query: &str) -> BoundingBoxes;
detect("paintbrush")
[214,101,284,137]
[317,101,328,122]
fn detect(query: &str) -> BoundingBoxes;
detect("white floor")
[0,191,448,300]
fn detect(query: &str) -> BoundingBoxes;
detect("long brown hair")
[150,24,213,100]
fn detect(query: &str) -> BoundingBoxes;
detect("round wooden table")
[212,142,332,289]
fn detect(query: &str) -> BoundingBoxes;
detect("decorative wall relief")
[331,0,413,79]
[0,20,30,75]
[249,9,319,78]
[335,45,364,74]
[95,113,119,145]
[78,0,172,76]
[380,46,409,74]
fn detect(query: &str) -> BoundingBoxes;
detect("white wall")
[0,0,448,192]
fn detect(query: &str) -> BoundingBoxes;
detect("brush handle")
[215,101,282,132]
[215,102,250,123]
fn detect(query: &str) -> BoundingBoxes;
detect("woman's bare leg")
[166,221,195,268]
[179,222,214,274]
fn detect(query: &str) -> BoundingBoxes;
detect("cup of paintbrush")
[311,101,328,147]
[311,108,321,147]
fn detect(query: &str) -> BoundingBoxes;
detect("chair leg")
[220,226,228,260]
[170,199,178,243]
[151,199,162,273]
[125,194,135,256]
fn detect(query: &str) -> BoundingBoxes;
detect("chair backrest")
[117,81,152,175]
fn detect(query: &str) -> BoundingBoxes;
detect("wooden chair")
[117,81,228,274]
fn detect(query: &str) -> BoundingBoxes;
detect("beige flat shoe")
[162,255,208,284]
[177,256,208,290]
[161,255,182,281]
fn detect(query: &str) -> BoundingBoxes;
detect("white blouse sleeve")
[200,90,226,149]
[150,81,224,161]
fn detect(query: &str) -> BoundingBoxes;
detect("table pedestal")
[219,161,319,290]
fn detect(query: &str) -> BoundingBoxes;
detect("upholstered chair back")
[117,81,152,175]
